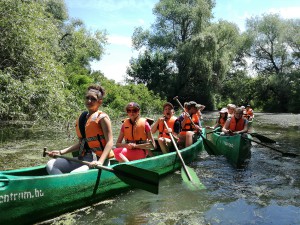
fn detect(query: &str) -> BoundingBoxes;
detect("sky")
[64,0,300,83]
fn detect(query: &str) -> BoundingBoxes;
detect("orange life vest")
[123,117,148,144]
[75,111,112,158]
[158,116,177,138]
[219,117,226,127]
[228,117,246,132]
[180,114,199,135]
[246,108,254,117]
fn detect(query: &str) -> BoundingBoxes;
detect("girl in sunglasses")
[113,102,156,162]
[46,84,114,174]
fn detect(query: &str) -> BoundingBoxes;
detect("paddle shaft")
[163,121,193,182]
[135,142,154,150]
[206,127,221,134]
[242,137,298,157]
[43,148,160,194]
[173,96,198,128]
[43,148,114,171]
[249,133,276,143]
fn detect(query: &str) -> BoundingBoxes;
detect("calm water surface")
[0,113,299,225]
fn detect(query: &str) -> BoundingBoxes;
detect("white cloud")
[267,7,300,19]
[91,59,129,83]
[66,0,157,12]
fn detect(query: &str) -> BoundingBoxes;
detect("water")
[0,113,300,224]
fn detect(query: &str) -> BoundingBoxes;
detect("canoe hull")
[0,137,204,224]
[211,133,251,168]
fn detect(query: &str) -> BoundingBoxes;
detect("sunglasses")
[127,109,138,113]
[85,96,97,102]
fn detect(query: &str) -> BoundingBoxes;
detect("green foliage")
[93,72,164,118]
[245,14,300,74]
[0,0,62,80]
[241,14,300,112]
[129,0,240,110]
[217,70,254,108]
[126,51,175,99]
[0,0,109,122]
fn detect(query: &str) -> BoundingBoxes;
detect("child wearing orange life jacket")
[246,104,254,121]
[113,102,156,162]
[178,101,202,148]
[151,102,181,154]
[222,107,249,135]
[207,108,228,130]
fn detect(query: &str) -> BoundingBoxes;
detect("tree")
[128,0,241,109]
[0,0,108,121]
[245,14,300,74]
[244,14,300,112]
[126,51,174,99]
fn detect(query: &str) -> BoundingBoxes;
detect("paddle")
[43,148,159,194]
[206,127,221,135]
[242,137,299,158]
[173,96,217,155]
[163,121,205,189]
[249,133,276,143]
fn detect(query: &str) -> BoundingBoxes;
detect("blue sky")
[65,0,300,83]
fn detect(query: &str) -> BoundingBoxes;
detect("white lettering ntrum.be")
[0,189,44,203]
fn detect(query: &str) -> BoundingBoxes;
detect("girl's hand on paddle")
[48,150,61,158]
[194,125,202,132]
[164,128,172,133]
[89,161,103,168]
[127,143,136,149]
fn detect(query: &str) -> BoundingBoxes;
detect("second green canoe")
[210,132,252,168]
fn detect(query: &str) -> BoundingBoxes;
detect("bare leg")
[158,137,169,154]
[119,153,129,162]
[185,131,194,147]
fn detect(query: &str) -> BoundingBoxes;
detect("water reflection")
[205,199,300,225]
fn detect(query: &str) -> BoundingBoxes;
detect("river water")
[0,113,299,224]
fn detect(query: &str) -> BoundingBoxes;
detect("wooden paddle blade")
[113,164,159,194]
[181,166,205,190]
[251,133,276,143]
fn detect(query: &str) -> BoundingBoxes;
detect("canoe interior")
[0,135,204,225]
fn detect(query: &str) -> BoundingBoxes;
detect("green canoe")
[0,135,204,224]
[210,132,252,168]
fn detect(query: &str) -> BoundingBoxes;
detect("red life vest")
[123,117,148,144]
[246,108,254,117]
[228,117,246,132]
[219,117,226,127]
[75,111,113,158]
[180,114,199,135]
[158,116,177,138]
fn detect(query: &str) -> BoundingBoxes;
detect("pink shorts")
[113,147,147,161]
